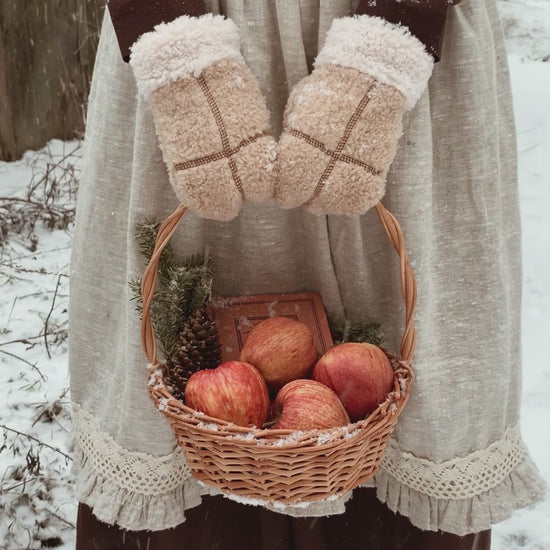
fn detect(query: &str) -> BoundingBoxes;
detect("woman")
[69,0,545,548]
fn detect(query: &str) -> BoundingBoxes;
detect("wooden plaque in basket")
[208,291,334,362]
[141,202,416,509]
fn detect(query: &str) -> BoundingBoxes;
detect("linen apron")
[69,0,545,538]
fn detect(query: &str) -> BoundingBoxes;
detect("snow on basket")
[140,203,415,506]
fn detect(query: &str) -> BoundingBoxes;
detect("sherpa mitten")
[130,14,276,221]
[275,15,434,216]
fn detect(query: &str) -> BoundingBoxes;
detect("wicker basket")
[141,202,416,507]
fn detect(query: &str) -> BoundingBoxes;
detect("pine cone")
[167,307,221,400]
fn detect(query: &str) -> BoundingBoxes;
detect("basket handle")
[140,204,188,366]
[374,203,417,363]
[140,203,417,366]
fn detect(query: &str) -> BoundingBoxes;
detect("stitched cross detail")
[174,74,270,196]
[174,133,269,171]
[289,83,382,199]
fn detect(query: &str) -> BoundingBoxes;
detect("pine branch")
[134,220,175,277]
[332,321,385,346]
[130,222,215,358]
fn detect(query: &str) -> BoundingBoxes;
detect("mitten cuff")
[315,15,434,110]
[130,14,243,98]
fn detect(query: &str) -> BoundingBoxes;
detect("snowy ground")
[0,141,78,548]
[0,2,549,549]
[491,3,550,548]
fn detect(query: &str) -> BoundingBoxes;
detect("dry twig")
[0,349,46,381]
[43,275,63,359]
[0,424,72,462]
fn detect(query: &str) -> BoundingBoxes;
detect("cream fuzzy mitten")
[275,15,434,216]
[130,14,276,221]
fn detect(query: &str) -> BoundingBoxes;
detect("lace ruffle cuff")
[71,403,202,531]
[371,423,546,536]
[71,403,546,533]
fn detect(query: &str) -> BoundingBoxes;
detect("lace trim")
[380,423,527,500]
[72,403,528,504]
[72,402,192,496]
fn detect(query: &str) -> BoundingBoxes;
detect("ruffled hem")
[70,401,206,531]
[72,443,545,533]
[71,402,546,532]
[72,443,205,531]
[373,453,546,536]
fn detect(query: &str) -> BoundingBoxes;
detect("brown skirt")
[76,487,491,550]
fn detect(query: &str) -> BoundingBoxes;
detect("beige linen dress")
[69,0,545,536]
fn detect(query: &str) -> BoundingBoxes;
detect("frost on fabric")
[209,294,256,308]
[269,498,321,510]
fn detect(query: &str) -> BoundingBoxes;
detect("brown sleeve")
[355,0,462,61]
[107,0,207,62]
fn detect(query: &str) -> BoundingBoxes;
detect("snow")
[0,141,78,548]
[195,421,220,431]
[0,2,549,547]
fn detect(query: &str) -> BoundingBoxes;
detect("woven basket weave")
[141,202,416,507]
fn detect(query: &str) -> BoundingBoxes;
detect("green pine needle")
[129,221,214,358]
[332,321,385,346]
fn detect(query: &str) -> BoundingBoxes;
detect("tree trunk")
[0,1,102,161]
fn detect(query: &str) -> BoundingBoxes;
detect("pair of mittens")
[130,14,434,220]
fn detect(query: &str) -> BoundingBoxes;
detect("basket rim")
[148,348,413,448]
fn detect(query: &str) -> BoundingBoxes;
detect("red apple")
[312,343,394,421]
[185,361,269,428]
[271,379,350,431]
[239,316,318,392]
